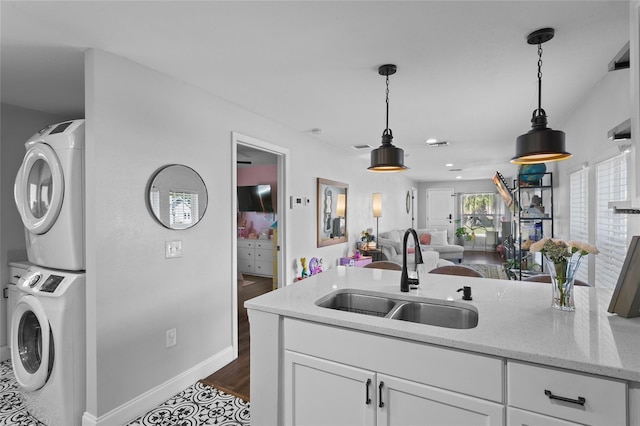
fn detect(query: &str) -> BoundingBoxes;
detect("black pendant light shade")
[369,64,408,172]
[512,28,572,164]
[513,110,569,164]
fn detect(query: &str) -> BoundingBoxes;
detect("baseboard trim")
[82,346,234,426]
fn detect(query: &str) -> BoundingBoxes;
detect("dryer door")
[14,143,64,235]
[11,295,54,391]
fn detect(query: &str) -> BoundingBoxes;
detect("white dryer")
[11,266,86,426]
[14,119,85,271]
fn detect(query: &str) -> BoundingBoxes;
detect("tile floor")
[0,360,250,426]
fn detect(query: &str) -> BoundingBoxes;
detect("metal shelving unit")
[512,172,554,280]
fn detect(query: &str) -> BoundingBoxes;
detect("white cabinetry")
[508,361,627,426]
[282,319,504,426]
[285,351,374,425]
[237,239,273,277]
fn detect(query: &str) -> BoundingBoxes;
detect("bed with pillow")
[377,228,464,264]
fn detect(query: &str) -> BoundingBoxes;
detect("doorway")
[201,133,288,400]
[427,188,455,241]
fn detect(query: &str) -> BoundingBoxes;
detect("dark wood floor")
[200,250,501,402]
[200,274,273,402]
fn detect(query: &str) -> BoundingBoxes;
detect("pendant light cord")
[385,74,390,133]
[536,43,543,116]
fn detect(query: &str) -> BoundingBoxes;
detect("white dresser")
[238,239,273,277]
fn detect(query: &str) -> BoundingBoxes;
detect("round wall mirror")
[147,164,208,229]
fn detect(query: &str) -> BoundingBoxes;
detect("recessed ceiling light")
[426,138,438,144]
[445,163,453,167]
[456,176,462,179]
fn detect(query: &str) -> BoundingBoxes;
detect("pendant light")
[512,28,571,164]
[368,64,408,172]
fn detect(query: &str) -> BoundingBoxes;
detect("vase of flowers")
[529,238,598,311]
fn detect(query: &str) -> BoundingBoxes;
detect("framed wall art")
[317,178,348,247]
[608,236,640,318]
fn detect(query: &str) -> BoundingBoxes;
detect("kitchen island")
[246,266,640,425]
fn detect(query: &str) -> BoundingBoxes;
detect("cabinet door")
[378,374,504,426]
[284,350,375,426]
[508,407,581,426]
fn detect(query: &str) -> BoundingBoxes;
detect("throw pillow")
[388,230,401,243]
[430,230,448,245]
[419,233,431,245]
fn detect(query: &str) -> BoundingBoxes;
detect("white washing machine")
[14,119,85,271]
[11,266,86,426]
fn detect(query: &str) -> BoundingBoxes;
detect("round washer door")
[14,143,65,235]
[11,295,54,391]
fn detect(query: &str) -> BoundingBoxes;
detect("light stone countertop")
[245,266,640,382]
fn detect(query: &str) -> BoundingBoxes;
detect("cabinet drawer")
[254,241,272,250]
[8,263,30,284]
[508,361,626,425]
[239,261,255,274]
[237,240,255,249]
[238,250,254,261]
[254,248,273,262]
[254,261,273,276]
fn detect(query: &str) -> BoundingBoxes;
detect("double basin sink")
[316,290,478,329]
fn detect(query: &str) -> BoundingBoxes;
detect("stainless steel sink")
[316,291,478,329]
[316,292,398,317]
[388,301,478,329]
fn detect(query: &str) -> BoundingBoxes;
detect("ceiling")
[0,1,630,182]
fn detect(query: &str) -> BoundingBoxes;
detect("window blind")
[569,168,589,283]
[595,153,628,288]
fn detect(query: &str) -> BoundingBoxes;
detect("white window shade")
[595,153,628,288]
[570,168,589,284]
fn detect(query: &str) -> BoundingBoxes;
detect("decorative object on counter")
[317,178,348,247]
[608,236,640,318]
[368,64,408,172]
[512,28,571,164]
[300,257,309,279]
[308,257,323,275]
[530,238,598,311]
[353,250,361,259]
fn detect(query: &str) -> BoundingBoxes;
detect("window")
[569,169,589,283]
[595,153,628,288]
[459,193,496,236]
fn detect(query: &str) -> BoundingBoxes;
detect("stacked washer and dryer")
[11,119,86,426]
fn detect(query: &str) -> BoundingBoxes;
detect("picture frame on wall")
[317,178,348,247]
[608,236,640,318]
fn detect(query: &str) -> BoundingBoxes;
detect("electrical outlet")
[166,328,177,348]
[165,241,182,258]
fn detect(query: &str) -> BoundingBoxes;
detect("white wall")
[0,104,71,357]
[84,49,417,420]
[555,67,638,241]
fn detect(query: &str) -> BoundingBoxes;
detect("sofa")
[378,228,464,264]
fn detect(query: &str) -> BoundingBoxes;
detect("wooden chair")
[428,265,484,278]
[522,275,589,286]
[363,261,403,271]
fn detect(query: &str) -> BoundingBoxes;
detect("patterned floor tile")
[0,360,250,425]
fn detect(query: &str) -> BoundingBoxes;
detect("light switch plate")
[165,240,183,258]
